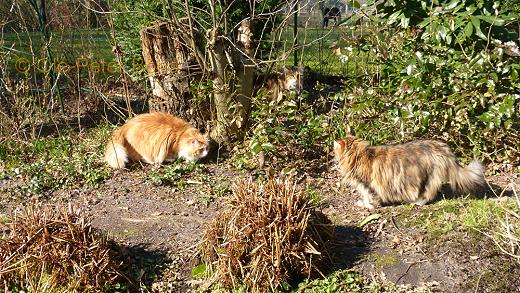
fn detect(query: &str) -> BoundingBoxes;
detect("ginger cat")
[333,136,485,210]
[105,112,209,169]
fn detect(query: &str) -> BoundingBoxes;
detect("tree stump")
[140,21,209,129]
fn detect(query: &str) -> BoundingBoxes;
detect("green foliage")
[148,161,205,188]
[110,0,164,79]
[367,0,519,47]
[332,0,520,166]
[0,127,111,196]
[290,269,432,292]
[191,263,206,278]
[397,197,520,246]
[237,92,332,171]
[294,270,364,293]
[304,184,323,206]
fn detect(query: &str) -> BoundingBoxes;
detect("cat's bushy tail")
[449,160,486,194]
[104,128,128,169]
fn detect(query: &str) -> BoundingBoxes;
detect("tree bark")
[140,21,208,128]
[140,19,254,143]
[208,20,254,144]
[208,28,236,143]
[235,19,254,130]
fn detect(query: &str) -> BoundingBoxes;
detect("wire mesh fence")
[257,0,386,87]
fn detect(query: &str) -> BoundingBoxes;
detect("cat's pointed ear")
[333,140,345,150]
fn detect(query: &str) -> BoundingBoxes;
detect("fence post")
[293,1,298,67]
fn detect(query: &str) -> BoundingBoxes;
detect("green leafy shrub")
[367,0,519,47]
[237,92,332,172]
[332,0,519,168]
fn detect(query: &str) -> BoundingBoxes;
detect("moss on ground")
[367,252,401,270]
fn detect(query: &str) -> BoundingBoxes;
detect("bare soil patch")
[1,160,519,292]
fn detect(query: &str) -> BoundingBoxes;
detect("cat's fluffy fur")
[105,112,209,169]
[254,66,303,102]
[333,136,485,210]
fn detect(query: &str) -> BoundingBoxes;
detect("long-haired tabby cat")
[333,136,485,210]
[105,112,209,169]
[254,66,304,103]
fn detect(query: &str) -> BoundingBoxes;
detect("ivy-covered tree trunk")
[207,28,237,143]
[207,20,254,144]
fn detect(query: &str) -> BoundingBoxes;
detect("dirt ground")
[1,158,520,292]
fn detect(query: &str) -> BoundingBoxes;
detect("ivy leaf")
[476,15,505,26]
[249,141,262,154]
[260,143,275,151]
[445,0,460,10]
[470,16,487,40]
[463,21,474,38]
[191,263,206,278]
[418,18,430,28]
[358,214,381,227]
[388,11,402,25]
[400,15,410,28]
[445,34,452,44]
[350,0,361,9]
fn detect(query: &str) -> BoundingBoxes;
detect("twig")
[395,261,416,284]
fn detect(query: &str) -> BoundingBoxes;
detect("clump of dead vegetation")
[486,185,520,262]
[200,176,334,292]
[0,203,124,291]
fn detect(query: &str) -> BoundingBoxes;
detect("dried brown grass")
[0,203,124,292]
[200,176,334,292]
[485,183,520,262]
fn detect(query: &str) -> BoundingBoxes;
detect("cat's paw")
[356,200,375,211]
[413,198,429,206]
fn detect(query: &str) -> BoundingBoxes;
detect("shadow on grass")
[329,224,372,272]
[438,180,516,201]
[111,242,171,292]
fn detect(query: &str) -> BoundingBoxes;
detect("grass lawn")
[1,29,115,78]
[262,25,380,77]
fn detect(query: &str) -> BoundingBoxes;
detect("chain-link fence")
[252,0,385,88]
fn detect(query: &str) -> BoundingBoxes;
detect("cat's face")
[333,136,358,159]
[177,132,210,161]
[283,67,303,91]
